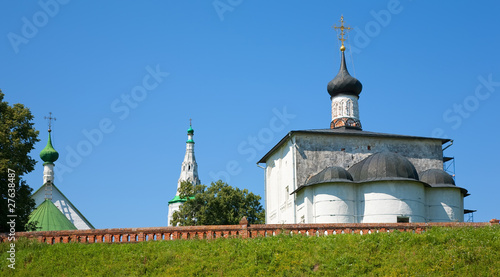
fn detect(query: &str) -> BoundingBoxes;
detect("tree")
[0,90,39,232]
[171,180,265,226]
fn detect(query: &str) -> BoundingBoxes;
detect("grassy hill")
[1,226,499,276]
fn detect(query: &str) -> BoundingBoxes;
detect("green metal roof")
[27,199,77,231]
[40,131,59,165]
[32,183,95,229]
[168,195,195,204]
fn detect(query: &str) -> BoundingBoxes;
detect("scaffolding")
[442,140,475,222]
[442,140,456,179]
[443,156,456,180]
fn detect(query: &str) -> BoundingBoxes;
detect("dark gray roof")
[257,128,450,164]
[292,166,353,194]
[327,51,362,97]
[348,152,419,182]
[419,169,469,195]
[420,169,455,187]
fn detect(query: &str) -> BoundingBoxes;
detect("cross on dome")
[44,112,56,132]
[332,15,352,52]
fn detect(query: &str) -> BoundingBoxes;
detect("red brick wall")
[2,218,498,245]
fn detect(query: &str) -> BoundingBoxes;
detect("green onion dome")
[40,131,59,165]
[186,125,194,143]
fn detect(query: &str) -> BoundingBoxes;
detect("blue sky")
[1,1,499,228]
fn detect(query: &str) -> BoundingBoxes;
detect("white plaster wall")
[167,202,182,226]
[265,139,295,224]
[304,186,314,223]
[426,187,464,222]
[295,190,306,223]
[358,181,426,223]
[312,183,356,223]
[32,185,92,230]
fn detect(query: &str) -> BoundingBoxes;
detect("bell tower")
[167,120,201,226]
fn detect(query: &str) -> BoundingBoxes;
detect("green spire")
[27,199,77,231]
[40,131,59,165]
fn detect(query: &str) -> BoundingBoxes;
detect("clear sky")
[1,1,499,228]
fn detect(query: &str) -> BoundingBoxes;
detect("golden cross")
[44,112,56,132]
[332,15,351,52]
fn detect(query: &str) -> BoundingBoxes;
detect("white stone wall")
[426,187,464,222]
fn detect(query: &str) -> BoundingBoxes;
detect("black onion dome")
[420,169,455,187]
[305,166,353,186]
[348,152,419,182]
[327,51,363,98]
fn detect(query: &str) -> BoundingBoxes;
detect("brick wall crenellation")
[1,218,497,245]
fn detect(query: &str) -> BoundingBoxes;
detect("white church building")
[258,18,469,224]
[29,124,94,231]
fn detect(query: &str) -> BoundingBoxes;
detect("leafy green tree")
[0,90,39,232]
[171,180,265,226]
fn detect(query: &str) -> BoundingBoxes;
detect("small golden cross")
[332,15,351,52]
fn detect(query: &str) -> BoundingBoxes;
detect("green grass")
[1,226,499,276]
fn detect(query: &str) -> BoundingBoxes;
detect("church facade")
[258,18,469,224]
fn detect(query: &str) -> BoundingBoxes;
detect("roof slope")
[32,183,95,229]
[28,199,77,231]
[258,128,450,164]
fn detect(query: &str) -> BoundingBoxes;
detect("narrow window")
[397,216,410,223]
